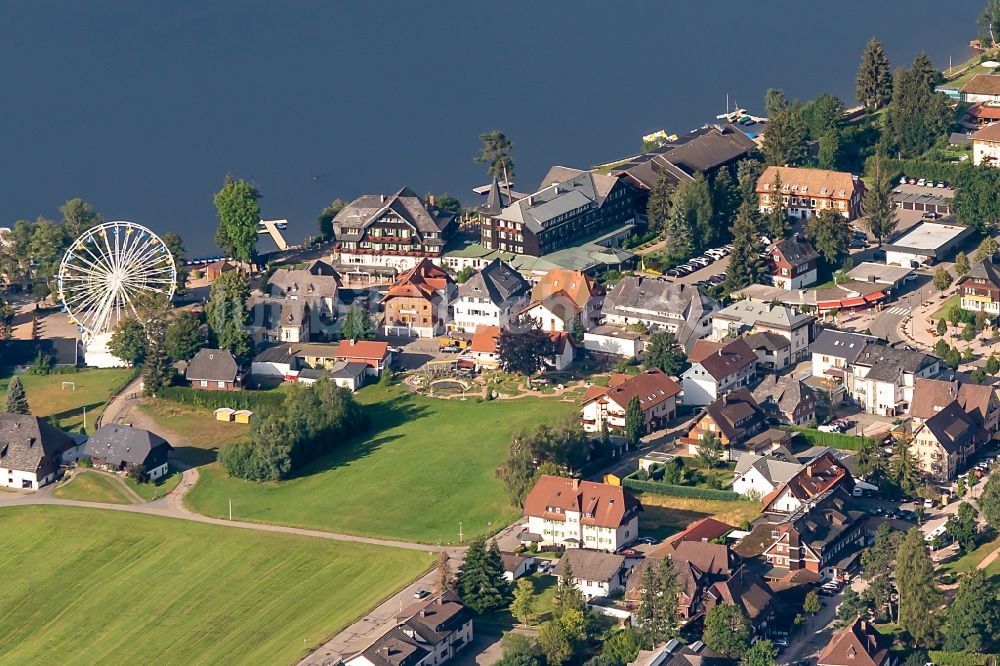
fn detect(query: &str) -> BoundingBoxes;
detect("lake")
[0,0,981,256]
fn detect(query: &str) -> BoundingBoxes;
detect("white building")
[579,369,682,434]
[711,300,815,362]
[848,343,941,416]
[552,550,628,601]
[883,220,975,268]
[731,453,803,499]
[809,329,878,380]
[451,259,530,333]
[522,476,641,552]
[583,325,647,359]
[0,413,74,490]
[602,276,719,352]
[681,338,758,407]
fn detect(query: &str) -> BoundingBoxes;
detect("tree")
[553,561,585,617]
[818,129,843,170]
[955,251,971,277]
[976,236,1000,263]
[4,376,30,414]
[741,640,777,666]
[537,620,574,666]
[971,368,988,385]
[764,172,790,241]
[456,266,476,283]
[511,577,536,625]
[498,430,540,508]
[206,270,252,360]
[697,433,724,468]
[213,174,261,264]
[434,193,462,214]
[737,159,766,204]
[988,353,1000,375]
[837,588,872,625]
[801,93,845,140]
[125,463,146,483]
[981,0,1000,46]
[59,197,102,240]
[946,501,978,552]
[458,536,510,613]
[341,305,375,340]
[712,168,741,231]
[862,522,903,621]
[762,108,807,166]
[165,312,204,362]
[498,633,542,666]
[896,527,941,646]
[603,627,643,666]
[864,153,898,244]
[161,231,188,294]
[625,396,644,448]
[933,265,953,291]
[703,604,751,657]
[956,164,1000,233]
[804,590,822,616]
[911,52,939,91]
[647,171,674,235]
[725,203,766,291]
[435,551,454,595]
[635,558,679,642]
[891,446,921,498]
[936,318,948,337]
[645,331,686,375]
[764,88,788,119]
[886,63,952,158]
[317,198,346,240]
[856,436,886,485]
[475,130,516,184]
[140,296,172,397]
[805,209,851,267]
[498,316,552,376]
[108,318,147,366]
[944,569,1000,651]
[856,38,893,109]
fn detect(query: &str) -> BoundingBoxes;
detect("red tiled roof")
[381,258,453,302]
[695,338,757,381]
[334,339,389,360]
[470,325,500,354]
[580,368,682,411]
[667,517,736,549]
[818,617,891,666]
[522,475,640,529]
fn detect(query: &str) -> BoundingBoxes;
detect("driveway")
[777,590,842,665]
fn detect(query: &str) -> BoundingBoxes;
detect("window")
[217,381,226,388]
[200,380,208,387]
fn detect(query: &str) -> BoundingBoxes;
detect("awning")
[840,297,867,308]
[825,368,845,378]
[817,300,842,310]
[864,291,886,302]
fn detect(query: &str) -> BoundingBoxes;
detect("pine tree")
[645,331,686,376]
[818,129,842,170]
[653,557,680,640]
[647,171,674,235]
[458,536,510,613]
[764,88,788,119]
[725,203,766,292]
[896,527,941,646]
[664,204,694,260]
[862,523,903,621]
[636,563,661,638]
[703,604,751,657]
[711,168,741,231]
[864,153,898,244]
[911,52,938,92]
[762,108,807,166]
[944,569,1000,652]
[4,376,30,414]
[856,37,892,109]
[954,251,971,277]
[765,172,790,241]
[553,561,585,616]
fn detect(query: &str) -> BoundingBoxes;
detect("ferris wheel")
[58,221,177,340]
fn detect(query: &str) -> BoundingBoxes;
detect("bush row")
[157,386,286,413]
[782,426,871,451]
[866,156,963,184]
[928,652,998,666]
[622,473,742,501]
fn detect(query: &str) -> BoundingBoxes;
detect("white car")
[817,424,842,433]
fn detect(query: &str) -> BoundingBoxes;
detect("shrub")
[76,456,92,468]
[622,473,742,501]
[157,386,285,413]
[783,427,869,451]
[927,652,997,666]
[866,156,963,184]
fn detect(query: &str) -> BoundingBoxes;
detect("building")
[267,259,341,317]
[545,331,575,371]
[83,424,172,481]
[892,183,954,216]
[332,187,457,270]
[250,346,298,379]
[973,121,1000,166]
[344,592,473,666]
[520,290,586,333]
[479,167,642,256]
[186,348,242,390]
[910,377,1000,433]
[682,388,792,460]
[760,452,854,515]
[810,329,878,381]
[602,276,719,352]
[818,617,897,666]
[732,453,805,500]
[552,549,628,600]
[757,166,864,220]
[629,639,739,666]
[583,325,647,359]
[0,413,74,489]
[958,260,1000,315]
[626,540,736,622]
[848,343,940,416]
[501,552,535,582]
[768,238,819,289]
[451,259,530,333]
[0,338,79,369]
[960,73,1000,103]
[580,369,683,435]
[710,301,815,362]
[883,219,974,267]
[381,259,456,337]
[681,338,758,406]
[752,374,816,426]
[529,268,605,329]
[908,400,988,480]
[522,476,642,552]
[334,339,391,377]
[468,325,501,369]
[744,331,792,372]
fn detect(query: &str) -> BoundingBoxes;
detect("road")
[778,590,842,665]
[869,304,909,343]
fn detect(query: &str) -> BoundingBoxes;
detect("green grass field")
[125,467,183,501]
[186,384,573,543]
[0,368,134,434]
[0,505,429,665]
[138,399,249,465]
[930,294,961,323]
[53,470,134,504]
[637,494,761,540]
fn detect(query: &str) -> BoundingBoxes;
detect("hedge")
[157,386,286,413]
[622,473,742,501]
[928,652,998,666]
[782,426,871,451]
[865,156,963,184]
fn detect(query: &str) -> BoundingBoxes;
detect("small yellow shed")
[214,408,236,422]
[233,409,253,424]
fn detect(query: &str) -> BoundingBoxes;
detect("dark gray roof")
[186,348,239,382]
[959,260,1000,287]
[458,258,530,304]
[553,549,625,583]
[744,331,790,352]
[279,299,309,326]
[333,186,456,239]
[854,342,937,380]
[82,424,170,466]
[253,345,296,365]
[0,413,74,475]
[809,329,878,364]
[772,238,819,264]
[752,374,814,417]
[0,338,78,367]
[267,261,341,300]
[603,276,719,351]
[329,361,368,380]
[923,400,986,454]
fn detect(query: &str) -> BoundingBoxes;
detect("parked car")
[773,637,790,647]
[414,588,430,599]
[690,257,710,268]
[924,498,934,509]
[818,423,844,433]
[917,178,926,187]
[937,181,948,188]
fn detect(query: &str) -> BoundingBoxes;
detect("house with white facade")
[602,276,719,352]
[530,269,605,329]
[731,453,804,500]
[810,329,878,381]
[768,238,819,289]
[580,369,682,435]
[451,259,530,333]
[681,338,758,407]
[848,343,940,416]
[973,118,1000,166]
[0,413,74,490]
[583,325,647,359]
[83,424,172,482]
[522,476,642,552]
[553,549,628,601]
[711,301,815,362]
[520,290,583,333]
[760,452,853,516]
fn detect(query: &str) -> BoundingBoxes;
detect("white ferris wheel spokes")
[58,221,177,340]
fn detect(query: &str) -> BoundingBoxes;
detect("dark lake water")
[0,1,981,256]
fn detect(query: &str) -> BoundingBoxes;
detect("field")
[929,294,961,323]
[138,399,249,465]
[477,573,557,631]
[125,468,183,500]
[186,385,573,543]
[637,493,761,540]
[53,470,134,504]
[0,505,429,665]
[0,368,134,434]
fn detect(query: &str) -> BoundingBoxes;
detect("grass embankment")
[185,385,572,544]
[124,468,183,501]
[138,399,249,465]
[0,505,429,665]
[637,494,761,540]
[0,368,134,434]
[930,294,962,323]
[53,470,134,504]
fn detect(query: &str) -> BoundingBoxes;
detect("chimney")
[380,194,386,203]
[572,478,580,491]
[806,464,814,477]
[350,339,356,346]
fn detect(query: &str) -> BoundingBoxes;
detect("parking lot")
[661,245,732,287]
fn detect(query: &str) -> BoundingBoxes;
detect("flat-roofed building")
[883,220,974,268]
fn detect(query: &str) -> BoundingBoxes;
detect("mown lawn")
[0,368,134,434]
[929,294,961,323]
[0,505,429,665]
[477,573,558,631]
[941,529,1000,574]
[125,467,183,501]
[186,384,573,544]
[53,470,134,504]
[637,494,761,540]
[138,399,249,465]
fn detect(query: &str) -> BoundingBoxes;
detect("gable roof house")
[731,452,805,500]
[332,187,457,271]
[756,165,864,220]
[267,259,342,316]
[768,238,819,289]
[553,549,628,600]
[628,639,739,666]
[519,289,585,334]
[810,329,878,382]
[752,374,817,426]
[381,259,456,338]
[625,541,736,622]
[83,424,172,481]
[603,276,719,352]
[760,451,854,515]
[468,325,502,369]
[525,268,605,331]
[960,73,1000,103]
[744,330,793,372]
[186,348,242,390]
[908,399,988,481]
[344,592,473,666]
[957,260,1000,315]
[580,369,683,435]
[452,259,530,333]
[818,617,897,666]
[848,343,941,416]
[681,338,758,406]
[0,413,74,489]
[702,564,775,631]
[522,476,642,552]
[910,377,1000,433]
[711,301,816,362]
[334,339,391,376]
[682,388,792,460]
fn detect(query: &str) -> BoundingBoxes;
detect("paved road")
[869,305,909,343]
[777,590,842,665]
